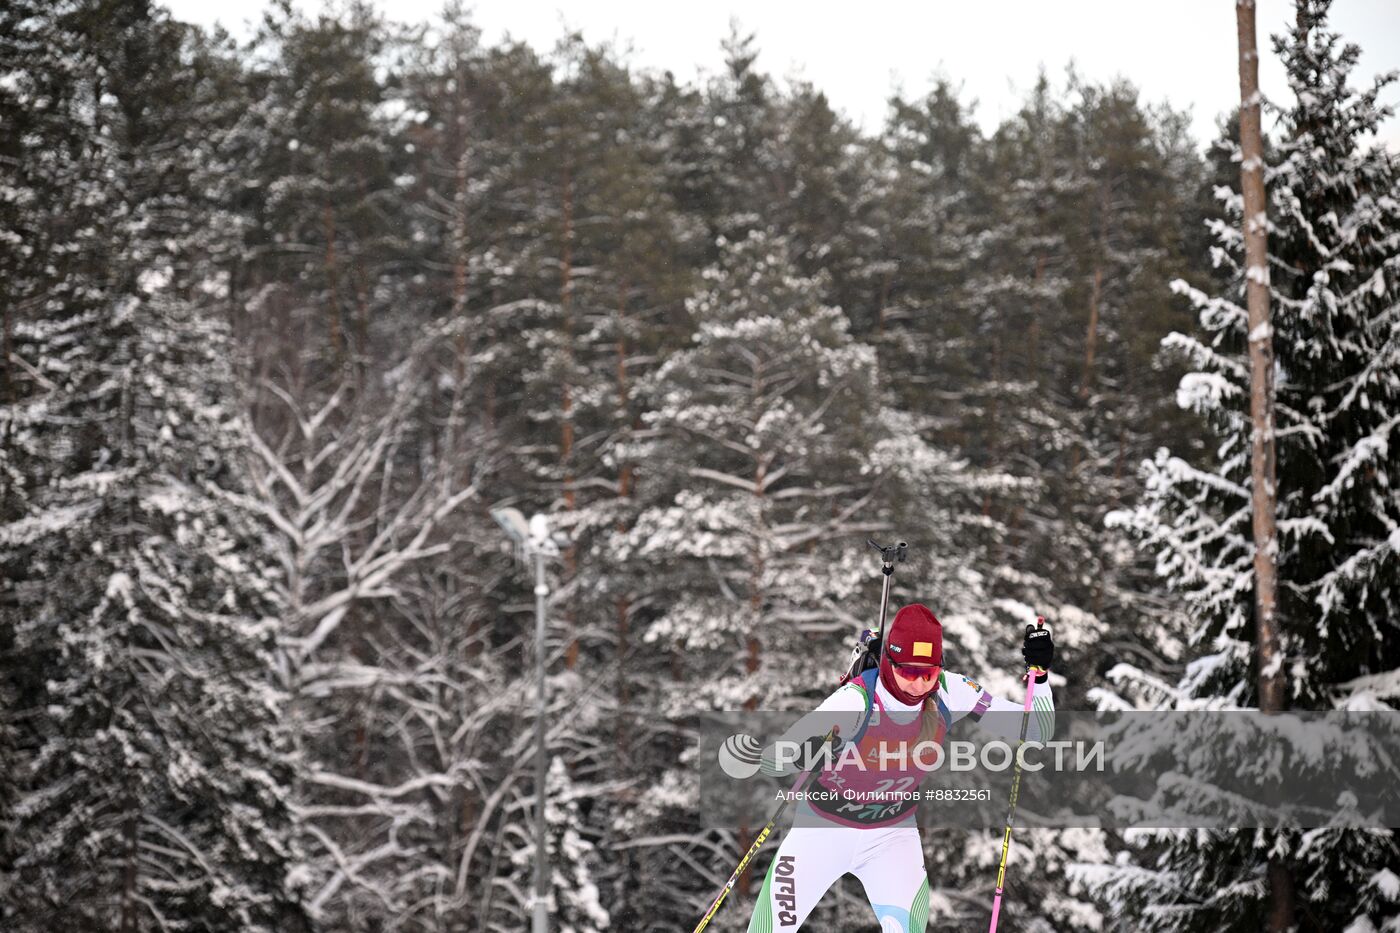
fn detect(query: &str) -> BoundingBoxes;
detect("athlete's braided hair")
[917,690,943,747]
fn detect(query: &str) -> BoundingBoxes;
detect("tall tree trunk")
[615,288,634,761]
[984,331,1004,517]
[1079,189,1109,510]
[1029,253,1045,375]
[1080,264,1103,400]
[1236,2,1294,928]
[559,164,579,669]
[450,132,477,491]
[451,92,473,389]
[737,557,763,897]
[452,142,471,345]
[321,204,345,372]
[1236,0,1285,719]
[745,458,764,694]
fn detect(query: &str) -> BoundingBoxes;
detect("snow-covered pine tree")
[629,229,938,705]
[234,1,406,389]
[608,229,1011,928]
[875,78,996,410]
[768,80,873,322]
[648,26,787,267]
[0,4,307,928]
[1041,78,1205,652]
[994,126,1094,718]
[514,33,687,668]
[1094,2,1400,928]
[963,74,1210,701]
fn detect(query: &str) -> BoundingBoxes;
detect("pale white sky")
[167,0,1400,150]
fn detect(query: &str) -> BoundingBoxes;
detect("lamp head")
[491,507,530,544]
[492,506,561,558]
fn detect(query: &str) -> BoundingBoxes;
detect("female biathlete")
[748,603,1056,932]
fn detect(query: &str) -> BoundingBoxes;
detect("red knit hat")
[879,604,943,704]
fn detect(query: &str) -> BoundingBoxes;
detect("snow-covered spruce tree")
[1104,2,1400,715]
[0,5,309,929]
[1092,3,1400,929]
[608,230,1015,929]
[3,292,310,933]
[1266,5,1400,706]
[0,0,101,893]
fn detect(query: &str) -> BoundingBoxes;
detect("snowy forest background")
[2,0,1399,929]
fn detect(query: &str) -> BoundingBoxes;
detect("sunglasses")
[892,662,940,682]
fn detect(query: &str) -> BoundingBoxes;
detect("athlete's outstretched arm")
[940,624,1057,742]
[757,684,867,777]
[940,671,1055,742]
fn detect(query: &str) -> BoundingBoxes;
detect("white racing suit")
[746,670,1054,933]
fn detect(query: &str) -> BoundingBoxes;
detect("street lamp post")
[491,507,558,933]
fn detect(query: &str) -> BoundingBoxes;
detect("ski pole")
[691,728,836,933]
[988,615,1046,933]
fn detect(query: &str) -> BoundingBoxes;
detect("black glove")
[801,730,844,765]
[1022,622,1053,683]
